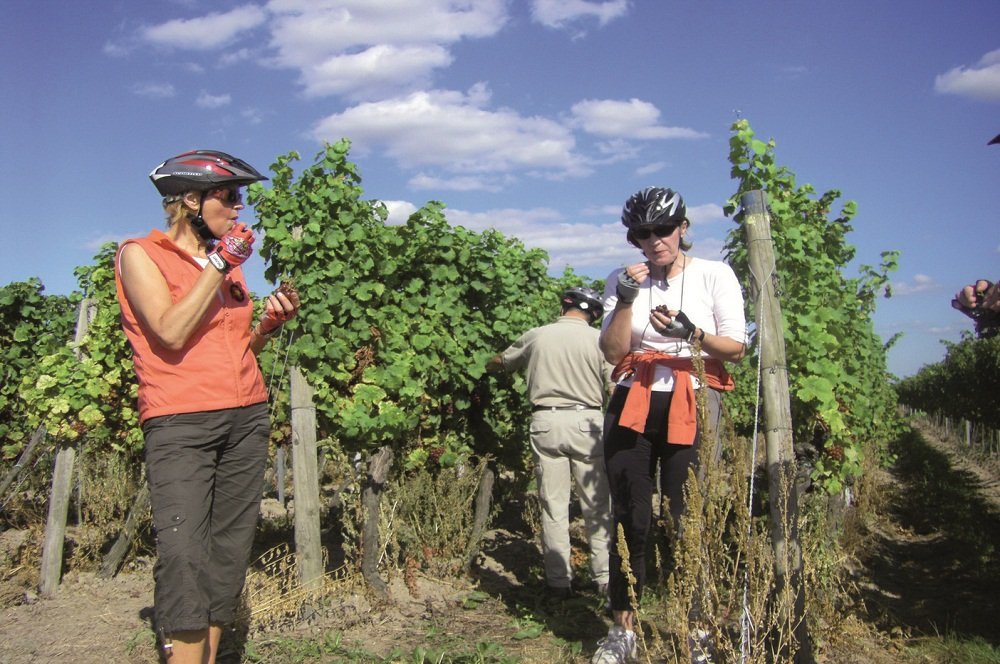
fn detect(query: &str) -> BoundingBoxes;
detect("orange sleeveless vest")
[115,229,268,423]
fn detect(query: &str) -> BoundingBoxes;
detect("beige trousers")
[529,408,612,589]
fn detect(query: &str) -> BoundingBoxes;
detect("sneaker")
[688,628,714,664]
[592,625,637,664]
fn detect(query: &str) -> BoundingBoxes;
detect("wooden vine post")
[0,425,46,504]
[289,366,323,590]
[99,483,150,579]
[39,298,93,597]
[741,191,813,662]
[361,445,393,599]
[463,462,495,574]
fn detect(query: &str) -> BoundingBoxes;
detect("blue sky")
[1,0,997,378]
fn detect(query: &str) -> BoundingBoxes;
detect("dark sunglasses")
[211,188,243,205]
[633,224,679,240]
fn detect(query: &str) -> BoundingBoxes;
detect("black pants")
[603,385,720,612]
[143,403,270,635]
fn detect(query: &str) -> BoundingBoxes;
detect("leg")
[162,629,208,664]
[603,387,676,638]
[206,623,223,664]
[143,412,228,642]
[567,411,611,587]
[530,413,574,589]
[660,389,722,530]
[603,398,656,614]
[205,404,270,628]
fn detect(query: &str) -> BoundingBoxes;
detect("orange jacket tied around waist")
[611,350,734,446]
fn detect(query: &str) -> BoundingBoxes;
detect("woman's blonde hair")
[162,194,195,227]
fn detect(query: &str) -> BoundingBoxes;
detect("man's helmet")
[621,187,686,229]
[562,287,604,321]
[149,150,268,196]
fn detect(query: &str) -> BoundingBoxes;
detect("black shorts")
[142,403,269,634]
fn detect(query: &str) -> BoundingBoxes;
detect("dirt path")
[0,559,156,663]
[853,419,1000,644]
[0,418,998,663]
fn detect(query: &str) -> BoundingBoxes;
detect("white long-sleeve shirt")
[601,257,747,391]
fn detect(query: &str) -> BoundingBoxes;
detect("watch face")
[208,252,227,272]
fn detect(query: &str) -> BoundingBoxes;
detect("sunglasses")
[633,224,679,240]
[211,188,243,205]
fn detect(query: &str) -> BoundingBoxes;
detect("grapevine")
[249,140,591,472]
[0,279,77,458]
[724,119,902,493]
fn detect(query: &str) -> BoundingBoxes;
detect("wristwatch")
[207,251,229,273]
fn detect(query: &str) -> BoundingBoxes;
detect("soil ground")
[0,417,998,663]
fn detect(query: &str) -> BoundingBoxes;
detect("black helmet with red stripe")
[562,287,604,321]
[149,149,267,196]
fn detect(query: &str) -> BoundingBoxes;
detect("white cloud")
[687,203,727,227]
[382,200,418,226]
[140,6,268,50]
[441,200,732,278]
[530,0,629,29]
[635,161,666,176]
[241,108,266,125]
[444,207,631,271]
[195,91,232,108]
[570,98,707,140]
[312,85,587,177]
[892,273,940,296]
[219,48,254,67]
[582,204,622,218]
[589,139,641,166]
[408,173,510,193]
[86,233,129,251]
[266,0,507,98]
[934,49,1000,101]
[299,44,453,100]
[103,41,130,57]
[132,82,176,99]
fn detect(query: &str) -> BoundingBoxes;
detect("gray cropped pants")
[142,403,269,636]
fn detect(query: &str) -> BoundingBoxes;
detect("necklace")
[638,253,687,351]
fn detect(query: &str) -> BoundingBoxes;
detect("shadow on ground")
[858,426,1000,645]
[472,493,610,651]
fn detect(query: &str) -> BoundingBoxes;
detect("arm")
[600,302,635,365]
[953,279,1000,313]
[249,288,300,356]
[485,353,505,374]
[599,263,649,365]
[119,243,226,351]
[649,308,745,363]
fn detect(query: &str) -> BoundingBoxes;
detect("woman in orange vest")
[591,187,746,664]
[115,150,299,664]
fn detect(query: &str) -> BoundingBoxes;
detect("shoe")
[688,628,714,664]
[592,625,637,664]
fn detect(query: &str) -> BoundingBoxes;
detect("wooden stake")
[741,191,813,663]
[290,366,322,589]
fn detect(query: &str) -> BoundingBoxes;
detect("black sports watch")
[207,251,229,273]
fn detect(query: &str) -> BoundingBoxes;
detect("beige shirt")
[501,316,612,409]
